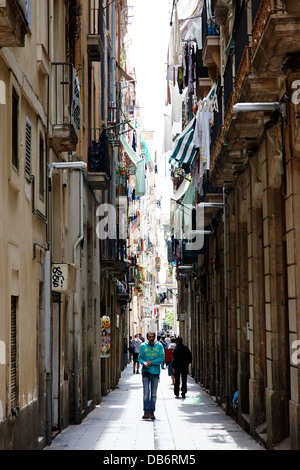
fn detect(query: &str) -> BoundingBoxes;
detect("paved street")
[44,363,264,452]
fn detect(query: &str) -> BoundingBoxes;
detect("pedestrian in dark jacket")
[171,337,192,399]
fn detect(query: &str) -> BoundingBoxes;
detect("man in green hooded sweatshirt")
[138,331,165,420]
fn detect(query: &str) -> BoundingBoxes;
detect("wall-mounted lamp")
[232,102,282,113]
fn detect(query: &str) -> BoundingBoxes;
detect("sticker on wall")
[100,316,111,358]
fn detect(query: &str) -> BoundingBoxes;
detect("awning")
[140,134,150,164]
[120,135,146,197]
[169,118,197,168]
[120,135,142,165]
[116,62,135,83]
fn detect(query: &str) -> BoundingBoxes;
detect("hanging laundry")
[165,83,171,106]
[171,84,183,136]
[193,98,212,173]
[191,156,204,195]
[132,131,136,152]
[127,185,132,202]
[167,5,183,70]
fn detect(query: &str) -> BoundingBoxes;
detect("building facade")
[0,0,134,450]
[167,0,300,450]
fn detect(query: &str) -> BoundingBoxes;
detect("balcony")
[87,130,112,190]
[51,63,80,153]
[0,0,29,47]
[251,0,299,77]
[101,238,129,280]
[87,0,104,62]
[116,280,131,305]
[202,1,221,82]
[196,50,211,98]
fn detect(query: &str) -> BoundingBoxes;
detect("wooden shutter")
[12,89,19,170]
[11,296,18,407]
[25,117,32,179]
[39,133,45,200]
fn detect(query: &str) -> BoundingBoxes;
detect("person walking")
[138,331,165,420]
[132,334,142,374]
[129,336,135,362]
[157,335,167,369]
[165,337,176,385]
[171,337,192,399]
[138,333,145,342]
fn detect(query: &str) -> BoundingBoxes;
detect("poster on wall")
[100,316,111,358]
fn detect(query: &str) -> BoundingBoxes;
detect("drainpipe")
[73,169,84,265]
[223,187,228,413]
[73,168,84,424]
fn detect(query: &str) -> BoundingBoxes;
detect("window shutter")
[39,133,45,200]
[11,296,18,408]
[12,90,19,170]
[25,118,32,179]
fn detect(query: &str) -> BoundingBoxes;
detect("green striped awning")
[169,118,197,168]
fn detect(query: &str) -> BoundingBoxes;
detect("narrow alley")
[44,364,263,452]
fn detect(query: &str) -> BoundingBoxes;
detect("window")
[11,296,18,413]
[25,0,31,30]
[12,89,19,171]
[25,117,32,179]
[39,133,45,200]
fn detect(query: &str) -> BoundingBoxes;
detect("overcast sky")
[126,0,173,153]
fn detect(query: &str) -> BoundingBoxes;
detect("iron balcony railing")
[51,62,81,134]
[89,0,104,43]
[201,0,220,48]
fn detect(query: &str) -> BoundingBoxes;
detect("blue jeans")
[142,373,159,413]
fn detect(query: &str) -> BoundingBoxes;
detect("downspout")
[223,187,228,413]
[73,168,84,424]
[73,169,84,265]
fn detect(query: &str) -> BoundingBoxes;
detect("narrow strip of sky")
[126,0,173,152]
